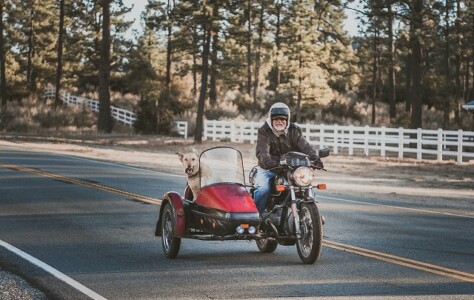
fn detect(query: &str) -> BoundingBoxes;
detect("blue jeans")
[253,168,276,213]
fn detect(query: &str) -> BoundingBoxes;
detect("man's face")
[272,116,287,131]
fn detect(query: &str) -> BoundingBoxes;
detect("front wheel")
[161,203,181,258]
[296,203,323,264]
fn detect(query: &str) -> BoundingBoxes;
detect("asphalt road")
[0,145,473,299]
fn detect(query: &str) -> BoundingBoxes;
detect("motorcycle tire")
[161,203,181,259]
[296,203,323,264]
[256,237,278,253]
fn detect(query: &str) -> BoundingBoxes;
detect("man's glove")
[264,159,279,169]
[310,156,324,169]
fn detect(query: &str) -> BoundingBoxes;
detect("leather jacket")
[256,122,318,169]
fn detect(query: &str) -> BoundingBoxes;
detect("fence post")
[231,120,236,142]
[306,125,311,144]
[437,128,443,161]
[203,120,208,141]
[333,124,339,155]
[250,122,256,144]
[320,124,325,149]
[381,126,386,157]
[364,125,369,156]
[398,127,404,159]
[457,129,463,163]
[417,128,422,160]
[213,120,217,141]
[349,125,354,156]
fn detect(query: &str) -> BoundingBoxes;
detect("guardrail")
[204,120,474,163]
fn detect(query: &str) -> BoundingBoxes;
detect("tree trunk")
[409,0,423,129]
[371,29,378,125]
[194,14,212,143]
[454,0,463,126]
[54,0,65,108]
[253,3,264,111]
[274,1,281,88]
[0,0,7,109]
[165,0,172,90]
[442,0,451,129]
[405,52,412,113]
[388,1,396,121]
[246,0,252,96]
[192,53,197,99]
[98,0,112,133]
[27,6,34,96]
[296,33,302,124]
[209,5,219,106]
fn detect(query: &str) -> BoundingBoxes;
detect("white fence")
[204,120,474,163]
[43,89,188,137]
[43,89,137,126]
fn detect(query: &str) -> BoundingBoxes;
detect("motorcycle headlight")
[292,167,314,187]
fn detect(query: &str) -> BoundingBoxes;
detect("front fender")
[155,191,186,237]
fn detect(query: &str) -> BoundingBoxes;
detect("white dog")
[176,148,209,198]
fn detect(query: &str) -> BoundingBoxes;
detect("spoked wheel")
[256,236,278,253]
[296,203,323,264]
[161,203,181,258]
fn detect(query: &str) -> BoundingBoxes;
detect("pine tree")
[279,0,330,123]
[8,0,57,96]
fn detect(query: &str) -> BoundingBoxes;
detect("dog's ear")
[176,152,184,161]
[192,148,199,156]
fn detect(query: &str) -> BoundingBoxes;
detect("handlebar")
[270,159,326,172]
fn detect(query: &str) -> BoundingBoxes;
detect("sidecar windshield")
[199,147,245,188]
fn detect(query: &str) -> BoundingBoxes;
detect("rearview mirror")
[318,148,330,158]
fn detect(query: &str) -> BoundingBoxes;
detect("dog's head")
[176,148,200,176]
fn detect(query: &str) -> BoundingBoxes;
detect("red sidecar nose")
[195,184,258,213]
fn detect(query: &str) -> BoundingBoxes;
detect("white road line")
[0,239,107,300]
[318,195,474,219]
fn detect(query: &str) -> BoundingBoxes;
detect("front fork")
[289,187,302,238]
[290,187,316,239]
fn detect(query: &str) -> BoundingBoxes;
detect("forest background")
[0,0,473,143]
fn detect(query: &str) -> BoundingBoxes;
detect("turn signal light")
[276,185,285,192]
[316,184,326,190]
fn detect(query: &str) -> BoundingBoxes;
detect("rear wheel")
[256,234,278,253]
[296,203,322,264]
[161,203,181,258]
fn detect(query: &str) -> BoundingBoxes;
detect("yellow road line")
[2,161,473,283]
[0,162,163,205]
[324,240,474,283]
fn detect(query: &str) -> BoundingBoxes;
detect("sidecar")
[155,147,261,258]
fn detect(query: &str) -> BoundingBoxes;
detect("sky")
[122,0,360,39]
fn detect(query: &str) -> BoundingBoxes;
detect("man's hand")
[310,156,324,169]
[265,159,279,169]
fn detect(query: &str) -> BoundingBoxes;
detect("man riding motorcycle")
[253,102,323,213]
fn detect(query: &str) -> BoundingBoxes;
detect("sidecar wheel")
[256,237,278,253]
[161,203,181,258]
[296,203,322,264]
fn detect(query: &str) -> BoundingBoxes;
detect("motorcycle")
[249,149,329,264]
[155,146,329,264]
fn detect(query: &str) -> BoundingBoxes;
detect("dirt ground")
[0,133,473,211]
